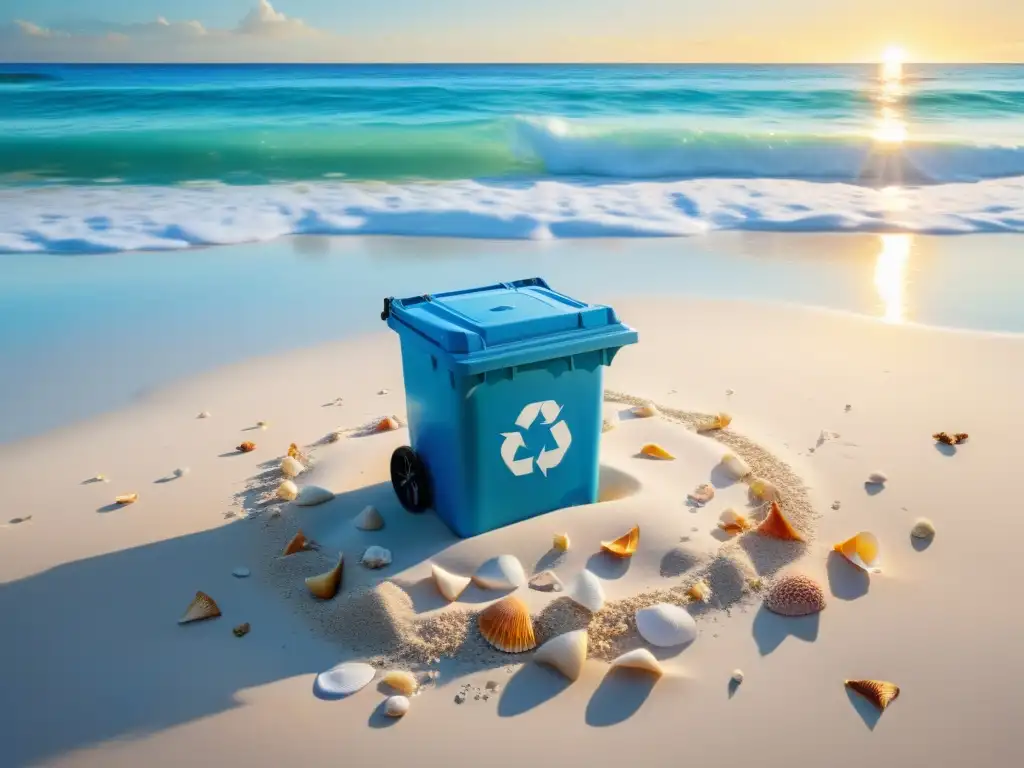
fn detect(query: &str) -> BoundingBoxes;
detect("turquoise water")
[1,64,1023,252]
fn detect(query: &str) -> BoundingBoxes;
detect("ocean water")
[1,63,1023,253]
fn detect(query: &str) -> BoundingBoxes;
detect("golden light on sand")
[874,233,912,323]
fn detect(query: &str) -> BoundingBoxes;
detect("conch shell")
[431,563,471,602]
[699,412,732,431]
[276,480,298,501]
[756,501,805,542]
[833,532,881,572]
[601,525,640,558]
[237,441,256,453]
[610,648,663,677]
[115,493,138,505]
[640,443,675,460]
[374,416,401,433]
[688,580,712,603]
[305,553,344,599]
[845,679,900,711]
[478,596,536,653]
[280,456,305,478]
[553,532,570,552]
[718,508,752,534]
[179,591,221,624]
[283,530,312,556]
[381,670,418,696]
[533,629,588,682]
[631,403,659,418]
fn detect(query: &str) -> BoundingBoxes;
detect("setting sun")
[881,46,906,80]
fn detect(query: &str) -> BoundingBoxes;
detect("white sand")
[0,299,1020,767]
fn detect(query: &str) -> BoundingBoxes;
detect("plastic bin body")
[385,277,637,538]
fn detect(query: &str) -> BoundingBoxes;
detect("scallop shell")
[178,591,221,624]
[232,622,250,638]
[718,508,752,534]
[353,505,384,531]
[764,574,826,617]
[431,563,471,602]
[237,441,256,453]
[478,596,536,653]
[385,695,410,717]
[845,679,900,711]
[601,525,640,558]
[833,532,882,572]
[305,553,344,600]
[720,453,751,480]
[687,483,715,505]
[280,456,305,478]
[315,662,376,697]
[610,648,664,677]
[374,415,401,433]
[115,493,138,505]
[911,518,936,539]
[361,545,392,569]
[553,532,571,552]
[866,471,888,484]
[283,530,311,556]
[699,412,732,431]
[381,670,418,696]
[688,580,712,603]
[296,485,335,507]
[640,443,675,460]
[473,555,527,590]
[533,629,588,682]
[567,570,605,612]
[528,570,564,593]
[748,477,779,502]
[276,479,299,501]
[635,603,697,648]
[756,501,805,542]
[631,403,659,418]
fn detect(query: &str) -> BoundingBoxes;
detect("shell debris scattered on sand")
[382,670,418,696]
[601,525,640,558]
[478,596,536,653]
[315,662,376,697]
[845,679,900,711]
[688,580,712,603]
[640,443,675,460]
[687,483,715,505]
[179,591,221,624]
[699,412,732,431]
[115,493,138,505]
[473,555,527,590]
[385,695,410,717]
[529,570,564,593]
[276,479,299,501]
[533,629,588,682]
[635,603,697,648]
[911,518,936,539]
[305,553,344,600]
[721,453,751,480]
[432,563,472,602]
[567,570,606,612]
[237,441,256,453]
[280,455,305,478]
[283,530,312,556]
[233,622,250,638]
[763,574,826,617]
[756,501,806,542]
[610,648,663,677]
[833,531,882,572]
[718,508,753,534]
[296,485,335,507]
[353,505,385,531]
[553,532,571,552]
[361,546,392,569]
[631,403,659,418]
[933,431,969,446]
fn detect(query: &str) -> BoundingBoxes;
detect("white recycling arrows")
[499,431,534,476]
[500,400,572,478]
[537,420,572,477]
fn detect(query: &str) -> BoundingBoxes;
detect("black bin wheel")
[390,446,432,513]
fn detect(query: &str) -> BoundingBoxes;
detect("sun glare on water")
[881,46,906,81]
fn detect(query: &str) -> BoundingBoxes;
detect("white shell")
[567,570,605,613]
[635,603,697,648]
[720,453,751,480]
[197,411,211,419]
[533,629,588,682]
[353,505,385,531]
[281,456,305,478]
[232,567,251,578]
[277,479,299,501]
[173,467,189,478]
[632,403,659,418]
[385,695,410,717]
[528,570,564,592]
[315,662,375,697]
[431,563,471,602]
[473,555,527,590]
[719,508,747,528]
[867,471,888,484]
[361,545,392,569]
[296,485,335,507]
[732,669,744,683]
[610,648,663,677]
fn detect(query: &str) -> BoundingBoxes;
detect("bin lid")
[385,278,637,374]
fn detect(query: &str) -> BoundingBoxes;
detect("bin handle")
[380,297,392,321]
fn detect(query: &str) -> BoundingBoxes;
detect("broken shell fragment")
[748,477,779,502]
[567,570,605,612]
[845,679,900,711]
[866,472,888,485]
[731,669,744,684]
[237,441,256,453]
[353,505,384,531]
[911,518,936,539]
[833,531,882,573]
[953,432,969,444]
[432,563,471,602]
[382,670,418,696]
[179,591,221,624]
[721,453,751,480]
[276,479,299,501]
[374,416,401,433]
[631,403,659,418]
[533,629,588,682]
[361,545,392,569]
[640,443,675,460]
[315,662,375,697]
[933,431,956,446]
[478,596,536,653]
[233,622,250,638]
[610,648,664,677]
[280,456,305,478]
[756,501,805,542]
[718,508,753,534]
[601,525,640,558]
[296,485,335,507]
[283,530,311,556]
[687,483,715,505]
[473,555,527,590]
[115,493,138,505]
[764,574,826,617]
[385,695,410,717]
[305,553,344,600]
[635,603,697,648]
[699,412,732,431]
[553,532,570,552]
[688,580,712,603]
[528,570,564,593]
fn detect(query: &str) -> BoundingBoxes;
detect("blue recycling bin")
[381,277,637,538]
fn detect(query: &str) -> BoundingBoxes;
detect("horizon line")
[2,60,1022,66]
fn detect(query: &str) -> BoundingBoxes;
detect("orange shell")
[374,416,400,433]
[845,679,900,711]
[640,443,675,460]
[478,596,536,653]
[305,554,344,600]
[179,591,221,624]
[756,501,805,542]
[237,441,256,453]
[601,525,640,557]
[283,529,310,556]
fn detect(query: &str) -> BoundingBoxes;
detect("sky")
[1,0,1021,63]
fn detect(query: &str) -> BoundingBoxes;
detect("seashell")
[640,443,675,460]
[687,483,715,505]
[287,443,308,463]
[385,695,410,717]
[699,412,732,431]
[233,622,250,638]
[748,477,779,502]
[374,415,401,433]
[632,403,659,418]
[305,553,344,599]
[833,531,882,572]
[173,467,189,478]
[280,456,305,478]
[601,525,640,558]
[315,662,375,697]
[232,567,250,578]
[353,505,385,531]
[756,501,805,542]
[688,580,712,603]
[718,508,752,534]
[237,441,256,453]
[382,670,418,696]
[866,471,888,485]
[473,555,527,590]
[276,479,298,501]
[478,596,536,653]
[911,517,935,539]
[283,530,311,556]
[764,574,826,617]
[361,545,392,569]
[533,629,588,682]
[845,679,900,711]
[720,453,751,480]
[553,532,570,552]
[731,669,744,684]
[197,411,211,419]
[635,603,697,647]
[566,570,605,612]
[432,563,471,602]
[296,485,335,507]
[610,648,663,677]
[115,493,138,505]
[178,591,221,624]
[529,570,564,592]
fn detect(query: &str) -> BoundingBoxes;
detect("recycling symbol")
[500,400,572,478]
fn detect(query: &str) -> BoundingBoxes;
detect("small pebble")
[233,567,251,578]
[844,404,852,411]
[911,517,936,539]
[378,389,389,395]
[725,388,735,396]
[831,500,841,510]
[866,471,888,485]
[173,467,189,478]
[198,411,211,419]
[232,622,250,638]
[257,420,269,430]
[731,669,744,683]
[454,693,465,704]
[485,680,499,691]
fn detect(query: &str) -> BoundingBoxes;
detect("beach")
[1,293,1020,767]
